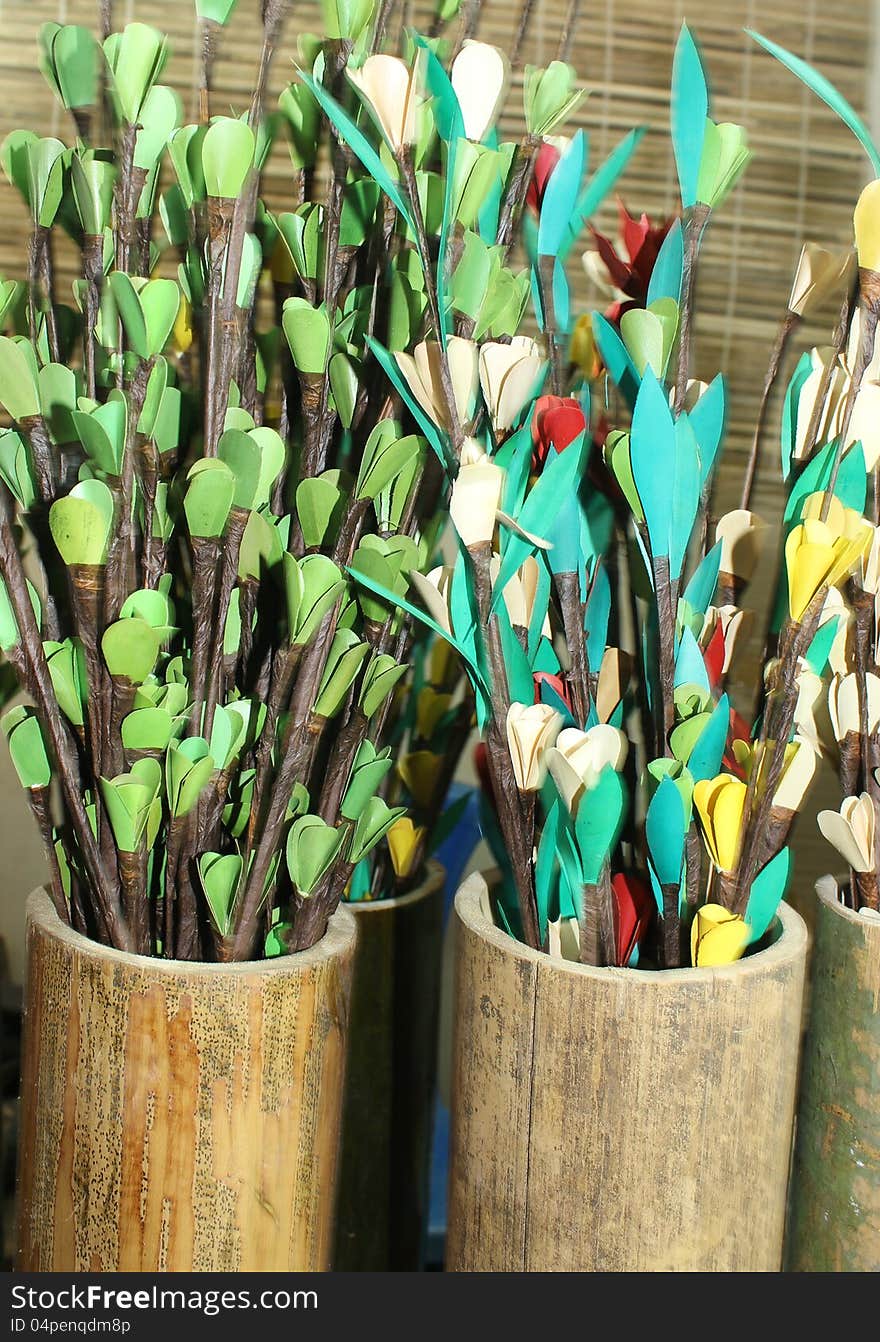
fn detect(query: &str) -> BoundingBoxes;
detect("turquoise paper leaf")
[744,845,792,943]
[671,24,709,209]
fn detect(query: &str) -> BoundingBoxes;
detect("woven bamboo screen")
[0,1,874,506]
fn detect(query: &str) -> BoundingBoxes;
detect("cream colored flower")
[595,648,631,724]
[396,337,479,432]
[450,41,509,142]
[348,53,421,153]
[700,606,751,675]
[828,671,880,742]
[818,793,877,873]
[506,702,562,791]
[408,565,453,632]
[545,724,627,811]
[787,243,854,317]
[794,666,834,753]
[715,510,765,584]
[449,460,505,547]
[773,736,821,812]
[479,337,545,435]
[795,344,880,471]
[794,348,849,463]
[491,555,540,629]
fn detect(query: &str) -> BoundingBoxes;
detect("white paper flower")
[715,510,765,584]
[828,671,880,742]
[395,336,478,433]
[450,41,509,142]
[818,793,877,873]
[506,702,562,791]
[788,243,854,317]
[347,54,421,153]
[546,723,628,811]
[773,736,820,812]
[408,565,453,633]
[479,336,545,435]
[449,460,505,547]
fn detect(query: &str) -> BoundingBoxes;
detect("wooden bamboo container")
[334,862,445,1271]
[787,878,880,1272]
[16,888,356,1272]
[446,873,807,1272]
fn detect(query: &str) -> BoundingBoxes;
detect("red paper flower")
[702,621,726,689]
[531,394,586,471]
[526,141,563,214]
[611,872,653,966]
[533,671,572,712]
[589,199,675,323]
[474,742,496,810]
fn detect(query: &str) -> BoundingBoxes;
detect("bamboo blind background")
[0,2,874,966]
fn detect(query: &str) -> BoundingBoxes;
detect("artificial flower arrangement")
[0,3,638,960]
[352,22,878,972]
[741,35,880,915]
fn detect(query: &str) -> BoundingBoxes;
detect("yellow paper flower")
[416,687,453,740]
[854,179,880,271]
[387,817,425,879]
[569,314,598,379]
[691,903,750,967]
[785,507,874,621]
[693,774,747,873]
[173,295,193,354]
[398,750,440,808]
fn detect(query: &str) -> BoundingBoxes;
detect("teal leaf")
[491,434,586,603]
[564,126,646,255]
[538,131,585,258]
[646,774,685,886]
[744,846,791,943]
[683,541,721,615]
[748,30,880,176]
[688,373,726,487]
[647,219,684,306]
[575,766,626,884]
[671,24,709,209]
[592,313,640,409]
[630,368,675,563]
[687,692,730,783]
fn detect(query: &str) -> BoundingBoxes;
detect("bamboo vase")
[446,873,807,1272]
[787,878,880,1272]
[16,889,356,1272]
[334,862,445,1271]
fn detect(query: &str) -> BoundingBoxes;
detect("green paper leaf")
[102,617,161,684]
[286,814,345,896]
[348,796,406,865]
[282,297,331,375]
[355,428,420,501]
[198,852,242,936]
[2,706,51,789]
[49,479,115,566]
[104,22,169,125]
[284,552,346,645]
[313,631,370,717]
[359,654,407,719]
[202,116,255,199]
[165,737,213,817]
[44,639,86,726]
[184,459,235,537]
[0,336,41,421]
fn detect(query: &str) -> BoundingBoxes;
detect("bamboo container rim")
[26,886,356,978]
[344,859,445,915]
[815,874,880,930]
[456,871,808,989]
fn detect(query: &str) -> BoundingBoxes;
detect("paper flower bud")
[348,53,420,153]
[396,336,479,431]
[773,736,820,812]
[527,138,566,213]
[450,41,509,142]
[546,723,627,810]
[715,510,765,584]
[531,394,585,469]
[449,460,505,547]
[691,903,750,967]
[828,671,880,742]
[568,313,599,378]
[506,702,562,791]
[408,565,453,633]
[387,817,425,880]
[853,179,880,271]
[693,774,747,873]
[479,336,544,435]
[818,793,877,872]
[793,348,849,463]
[787,243,854,317]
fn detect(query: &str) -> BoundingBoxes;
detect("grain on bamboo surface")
[787,879,880,1272]
[16,889,356,1273]
[446,873,807,1272]
[334,862,445,1271]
